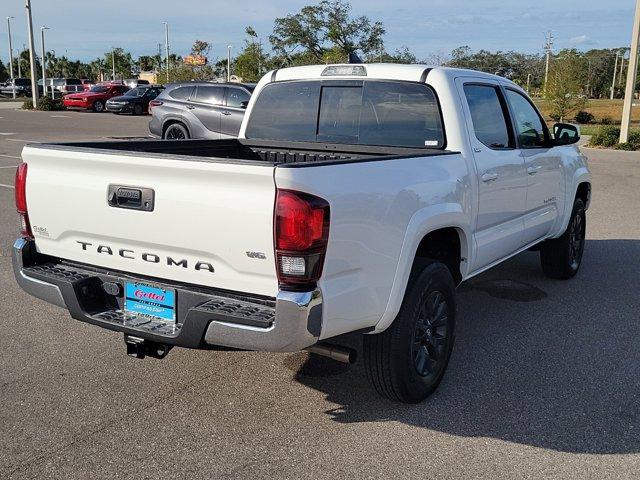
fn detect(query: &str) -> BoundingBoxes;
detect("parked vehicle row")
[0,78,33,97]
[62,82,163,114]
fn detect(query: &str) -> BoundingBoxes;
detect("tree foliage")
[545,50,587,121]
[270,0,385,63]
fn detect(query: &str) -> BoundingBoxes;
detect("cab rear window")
[245,80,445,148]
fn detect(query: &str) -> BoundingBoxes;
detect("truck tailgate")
[22,145,278,297]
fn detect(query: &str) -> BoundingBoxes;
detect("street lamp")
[40,26,50,99]
[111,47,116,80]
[227,45,232,82]
[621,0,640,143]
[7,17,15,98]
[50,49,56,98]
[163,22,169,82]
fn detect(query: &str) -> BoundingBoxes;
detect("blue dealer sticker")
[124,282,176,322]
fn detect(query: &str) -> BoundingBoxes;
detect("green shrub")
[21,97,66,111]
[614,142,639,151]
[589,125,621,147]
[600,117,613,125]
[628,131,640,145]
[574,111,594,124]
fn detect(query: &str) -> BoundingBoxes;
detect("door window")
[505,89,548,148]
[194,86,224,105]
[463,84,512,149]
[227,88,250,108]
[169,86,194,100]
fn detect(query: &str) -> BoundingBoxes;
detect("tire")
[92,100,104,113]
[163,123,190,140]
[133,103,143,116]
[363,261,456,403]
[540,198,586,280]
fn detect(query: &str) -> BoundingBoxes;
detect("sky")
[0,0,636,64]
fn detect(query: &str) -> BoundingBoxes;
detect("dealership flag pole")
[7,17,16,99]
[621,0,640,143]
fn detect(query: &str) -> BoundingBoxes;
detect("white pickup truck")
[13,63,590,403]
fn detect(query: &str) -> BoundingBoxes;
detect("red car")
[80,79,94,91]
[63,83,130,112]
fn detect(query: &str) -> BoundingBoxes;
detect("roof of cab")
[269,63,519,88]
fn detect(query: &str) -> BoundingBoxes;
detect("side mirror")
[553,123,580,146]
[240,101,249,109]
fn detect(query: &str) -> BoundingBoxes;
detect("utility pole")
[25,0,38,108]
[7,16,15,98]
[227,45,232,82]
[40,26,49,99]
[526,73,532,93]
[619,48,628,86]
[163,22,169,83]
[611,51,620,100]
[621,0,640,143]
[111,47,116,80]
[18,44,24,77]
[543,31,553,93]
[157,42,162,72]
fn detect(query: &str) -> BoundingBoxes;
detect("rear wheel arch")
[411,227,466,286]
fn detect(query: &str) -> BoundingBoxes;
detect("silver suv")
[148,82,255,140]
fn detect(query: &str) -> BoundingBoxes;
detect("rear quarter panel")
[275,152,472,339]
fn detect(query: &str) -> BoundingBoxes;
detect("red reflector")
[15,163,28,213]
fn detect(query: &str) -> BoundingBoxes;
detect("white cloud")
[569,35,590,45]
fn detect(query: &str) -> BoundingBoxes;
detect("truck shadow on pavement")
[291,239,640,454]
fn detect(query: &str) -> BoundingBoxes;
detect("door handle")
[186,105,195,110]
[481,172,499,183]
[527,165,542,175]
[222,110,231,116]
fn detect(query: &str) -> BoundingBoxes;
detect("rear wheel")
[133,103,143,115]
[363,261,456,403]
[163,123,189,140]
[540,198,586,279]
[92,100,104,112]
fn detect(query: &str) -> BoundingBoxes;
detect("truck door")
[458,80,528,271]
[191,85,225,138]
[503,88,564,244]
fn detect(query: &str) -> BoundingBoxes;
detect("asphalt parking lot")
[1,105,639,479]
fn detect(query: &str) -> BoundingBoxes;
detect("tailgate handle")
[108,185,155,212]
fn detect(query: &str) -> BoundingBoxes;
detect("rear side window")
[169,86,194,100]
[246,80,445,148]
[66,79,82,85]
[463,84,512,149]
[194,85,224,105]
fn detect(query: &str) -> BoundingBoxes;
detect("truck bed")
[31,138,451,167]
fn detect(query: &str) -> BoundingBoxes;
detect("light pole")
[111,47,116,80]
[7,16,15,98]
[50,49,56,98]
[227,45,232,82]
[40,26,49,100]
[25,0,38,107]
[621,0,640,143]
[526,73,532,94]
[18,44,24,77]
[611,51,620,100]
[163,22,169,82]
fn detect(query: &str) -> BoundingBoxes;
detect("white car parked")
[13,63,590,403]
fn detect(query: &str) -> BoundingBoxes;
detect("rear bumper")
[12,238,322,352]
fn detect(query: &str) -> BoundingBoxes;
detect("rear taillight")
[149,99,163,113]
[15,163,33,239]
[275,189,330,288]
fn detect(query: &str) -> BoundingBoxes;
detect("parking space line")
[0,165,18,168]
[0,154,21,159]
[50,115,70,118]
[0,132,16,135]
[0,183,15,189]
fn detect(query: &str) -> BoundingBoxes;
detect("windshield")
[124,87,148,97]
[245,80,445,148]
[89,85,108,93]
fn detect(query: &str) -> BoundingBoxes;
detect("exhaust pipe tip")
[306,343,357,364]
